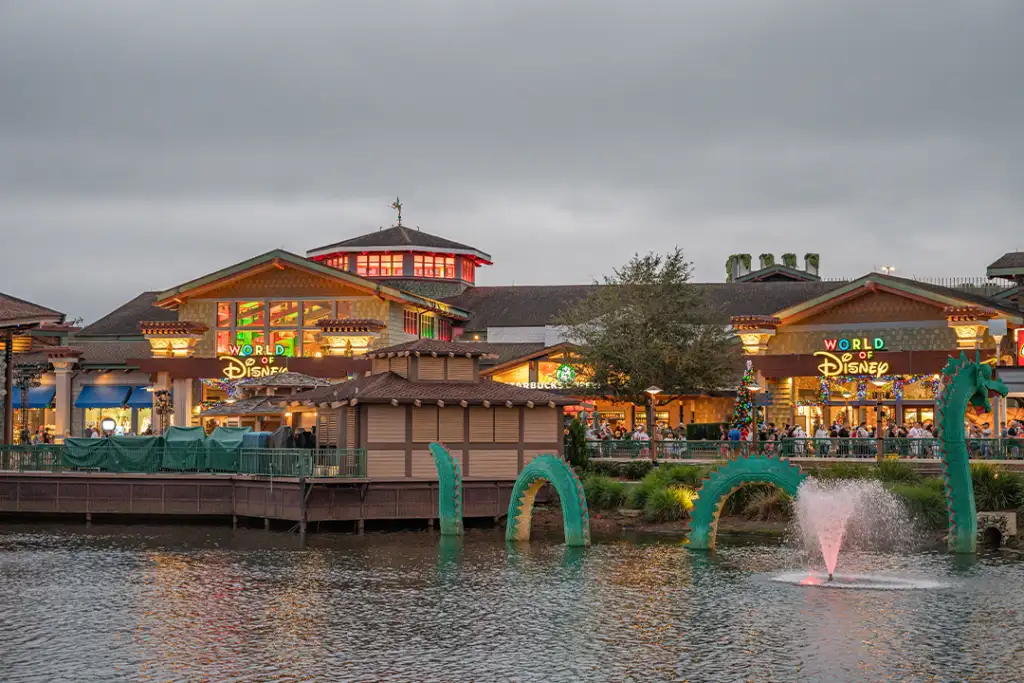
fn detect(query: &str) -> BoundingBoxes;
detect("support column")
[53,364,74,439]
[2,333,12,444]
[153,371,171,433]
[172,377,193,428]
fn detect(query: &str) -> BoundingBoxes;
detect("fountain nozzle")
[828,573,834,582]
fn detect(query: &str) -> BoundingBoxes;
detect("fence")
[587,438,1024,461]
[0,445,367,478]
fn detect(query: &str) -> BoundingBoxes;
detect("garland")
[798,374,941,407]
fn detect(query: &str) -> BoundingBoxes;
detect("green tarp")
[163,426,208,470]
[64,437,163,472]
[64,438,115,470]
[207,426,251,472]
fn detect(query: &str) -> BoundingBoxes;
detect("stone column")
[172,377,193,428]
[45,347,82,440]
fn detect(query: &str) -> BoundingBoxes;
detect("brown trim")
[518,406,525,470]
[131,356,371,378]
[358,405,368,449]
[404,405,413,477]
[462,403,471,476]
[480,342,576,377]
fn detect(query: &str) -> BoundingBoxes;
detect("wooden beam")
[331,401,346,408]
[391,398,399,407]
[437,400,445,408]
[482,400,490,408]
[460,400,468,408]
[317,403,329,409]
[414,399,422,408]
[350,398,358,407]
[505,401,513,409]
[548,401,556,409]
[526,401,535,409]
[414,351,421,357]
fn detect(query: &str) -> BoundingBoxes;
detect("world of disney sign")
[218,344,289,380]
[814,336,889,378]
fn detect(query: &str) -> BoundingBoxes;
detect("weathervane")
[391,197,403,226]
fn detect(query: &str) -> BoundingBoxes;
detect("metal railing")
[0,445,367,478]
[587,437,1024,461]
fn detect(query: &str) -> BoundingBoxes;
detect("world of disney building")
[6,226,1024,442]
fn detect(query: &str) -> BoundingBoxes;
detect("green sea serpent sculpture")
[936,352,1008,553]
[688,454,807,550]
[428,442,463,536]
[506,453,590,547]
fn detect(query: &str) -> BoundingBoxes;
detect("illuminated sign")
[814,351,889,378]
[555,364,576,384]
[229,343,287,357]
[823,336,885,352]
[510,381,561,390]
[219,355,288,380]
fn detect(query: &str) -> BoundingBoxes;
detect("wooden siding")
[345,407,356,448]
[447,357,474,381]
[411,406,439,443]
[200,266,372,299]
[523,449,551,466]
[439,406,464,442]
[523,407,558,442]
[372,358,390,374]
[317,411,339,446]
[366,450,407,477]
[469,450,519,478]
[469,407,494,442]
[417,356,445,381]
[493,407,520,443]
[367,405,407,442]
[411,449,463,479]
[390,356,409,378]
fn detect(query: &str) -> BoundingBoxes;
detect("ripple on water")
[0,525,1023,682]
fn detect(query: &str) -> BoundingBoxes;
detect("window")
[235,330,265,348]
[461,259,475,283]
[217,302,233,328]
[336,300,354,318]
[236,301,265,328]
[216,331,230,354]
[271,330,297,356]
[404,310,419,335]
[269,301,299,327]
[413,255,456,278]
[302,331,324,357]
[438,318,452,341]
[419,314,436,339]
[323,255,348,271]
[356,254,404,277]
[303,301,332,326]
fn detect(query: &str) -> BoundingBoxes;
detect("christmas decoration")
[731,360,756,429]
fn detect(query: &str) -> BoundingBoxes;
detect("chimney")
[804,253,819,277]
[759,254,774,270]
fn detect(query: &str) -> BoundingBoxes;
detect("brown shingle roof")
[237,372,331,389]
[0,292,64,326]
[367,339,497,358]
[307,225,491,262]
[72,340,152,366]
[469,342,547,366]
[78,292,176,337]
[287,372,578,406]
[200,396,284,416]
[445,282,847,331]
[987,252,1024,273]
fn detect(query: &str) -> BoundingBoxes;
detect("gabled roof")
[366,339,496,358]
[286,371,579,406]
[200,396,284,416]
[734,264,820,283]
[237,372,332,389]
[77,292,175,337]
[987,252,1024,279]
[153,249,471,320]
[0,292,64,328]
[773,272,1024,323]
[480,342,578,377]
[307,225,492,264]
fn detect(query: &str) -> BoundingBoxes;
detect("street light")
[746,380,762,453]
[644,386,663,455]
[880,265,896,276]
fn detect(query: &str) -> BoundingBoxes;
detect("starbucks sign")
[555,364,576,385]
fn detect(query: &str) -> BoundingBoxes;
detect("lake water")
[1,524,1022,682]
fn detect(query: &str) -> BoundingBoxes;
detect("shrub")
[582,474,628,510]
[971,463,1024,511]
[876,460,922,485]
[742,487,793,520]
[586,460,623,478]
[659,464,709,488]
[889,483,947,529]
[643,485,696,522]
[628,470,666,509]
[815,463,874,480]
[621,460,654,481]
[565,418,589,471]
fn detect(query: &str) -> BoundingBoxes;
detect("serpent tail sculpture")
[688,454,806,550]
[428,442,463,536]
[506,453,590,547]
[935,352,1008,553]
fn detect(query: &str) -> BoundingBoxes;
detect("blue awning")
[126,386,158,409]
[11,386,56,409]
[75,385,132,409]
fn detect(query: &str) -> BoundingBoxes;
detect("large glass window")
[269,301,299,327]
[217,302,233,328]
[419,314,436,339]
[271,330,297,356]
[235,330,265,348]
[323,255,348,270]
[236,301,265,327]
[414,255,456,278]
[461,260,475,283]
[356,254,404,277]
[216,331,230,354]
[302,331,324,357]
[404,310,419,335]
[303,301,332,326]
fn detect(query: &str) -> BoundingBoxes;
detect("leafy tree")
[565,418,589,470]
[559,248,741,424]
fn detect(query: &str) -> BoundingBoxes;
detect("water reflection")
[0,525,1022,682]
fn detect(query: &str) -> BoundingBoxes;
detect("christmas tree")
[731,360,755,429]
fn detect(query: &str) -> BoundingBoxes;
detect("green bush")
[565,418,589,471]
[722,483,775,516]
[582,474,628,510]
[971,463,1024,511]
[889,483,947,528]
[742,487,793,521]
[643,485,696,522]
[628,470,665,509]
[876,460,922,485]
[659,464,709,488]
[586,460,623,478]
[815,463,875,480]
[621,460,654,480]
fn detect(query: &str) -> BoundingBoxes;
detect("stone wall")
[767,324,966,355]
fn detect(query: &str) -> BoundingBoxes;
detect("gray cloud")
[2,0,1023,322]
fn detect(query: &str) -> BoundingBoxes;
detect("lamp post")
[870,377,888,459]
[644,386,662,459]
[746,379,762,454]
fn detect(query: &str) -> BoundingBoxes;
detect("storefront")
[10,385,56,442]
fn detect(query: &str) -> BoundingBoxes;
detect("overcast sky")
[2,1,1023,324]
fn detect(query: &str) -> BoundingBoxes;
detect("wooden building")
[287,339,577,480]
